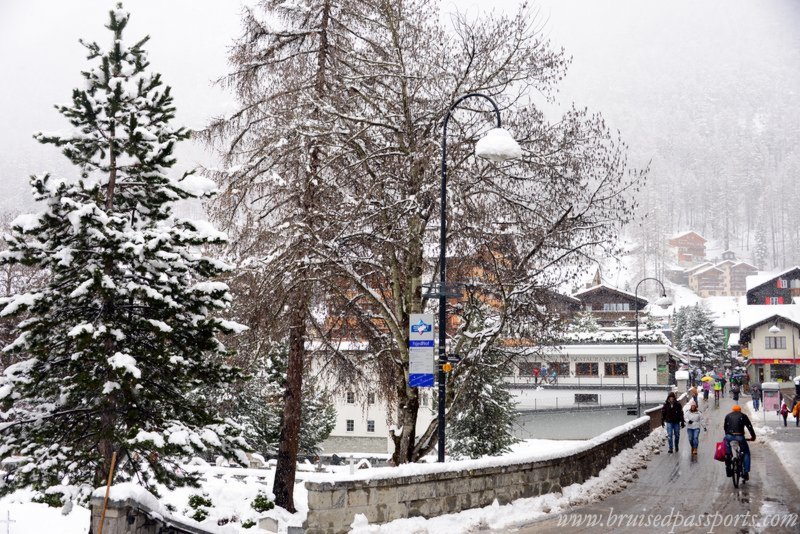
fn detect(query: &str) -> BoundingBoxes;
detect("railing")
[514,390,664,411]
[510,375,653,387]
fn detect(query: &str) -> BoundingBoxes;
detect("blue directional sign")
[409,313,435,388]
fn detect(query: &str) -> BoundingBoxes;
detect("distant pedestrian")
[793,400,800,427]
[533,366,540,385]
[731,384,740,402]
[780,400,789,427]
[685,400,706,456]
[661,392,685,454]
[690,385,698,405]
[702,379,711,401]
[751,384,761,411]
[720,376,727,396]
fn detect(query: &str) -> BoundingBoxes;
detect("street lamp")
[436,93,521,462]
[634,278,671,417]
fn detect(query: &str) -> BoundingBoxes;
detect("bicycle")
[728,437,755,488]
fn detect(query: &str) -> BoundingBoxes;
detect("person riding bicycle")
[723,405,756,481]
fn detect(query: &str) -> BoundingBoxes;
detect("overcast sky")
[1,0,798,214]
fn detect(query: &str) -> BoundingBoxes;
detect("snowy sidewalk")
[744,399,800,494]
[516,395,800,533]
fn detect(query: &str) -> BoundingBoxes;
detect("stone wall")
[89,497,207,534]
[304,417,653,534]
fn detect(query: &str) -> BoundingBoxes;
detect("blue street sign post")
[409,313,435,387]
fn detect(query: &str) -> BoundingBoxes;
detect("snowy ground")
[0,439,588,534]
[744,400,800,494]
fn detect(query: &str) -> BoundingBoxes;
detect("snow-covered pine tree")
[570,311,601,333]
[235,344,335,457]
[671,306,687,348]
[446,349,518,460]
[678,305,723,365]
[0,4,246,503]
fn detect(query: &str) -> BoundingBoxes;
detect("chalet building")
[721,250,737,261]
[572,283,649,327]
[687,260,758,297]
[746,266,800,305]
[668,231,707,264]
[688,265,725,297]
[542,290,582,321]
[728,262,758,296]
[738,306,800,384]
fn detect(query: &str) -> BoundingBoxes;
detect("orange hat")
[732,405,741,412]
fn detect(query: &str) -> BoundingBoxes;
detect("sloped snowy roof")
[745,266,800,291]
[727,332,740,346]
[730,261,758,271]
[571,283,648,304]
[692,265,723,277]
[669,231,707,242]
[739,304,800,333]
[685,262,713,274]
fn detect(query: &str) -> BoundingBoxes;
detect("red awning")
[748,358,800,365]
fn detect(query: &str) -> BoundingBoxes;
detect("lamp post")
[437,93,521,462]
[634,277,671,417]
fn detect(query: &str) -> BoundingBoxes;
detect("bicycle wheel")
[731,457,740,488]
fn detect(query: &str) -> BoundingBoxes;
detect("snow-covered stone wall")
[303,417,655,534]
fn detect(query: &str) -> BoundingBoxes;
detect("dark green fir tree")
[445,350,519,460]
[235,344,335,458]
[0,4,247,504]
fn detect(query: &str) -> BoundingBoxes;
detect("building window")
[604,362,628,376]
[548,362,570,376]
[767,296,782,305]
[575,362,599,376]
[777,278,788,288]
[791,279,800,289]
[602,303,630,312]
[367,392,375,405]
[518,362,541,376]
[765,336,787,349]
[367,420,375,433]
[346,391,355,404]
[346,419,354,432]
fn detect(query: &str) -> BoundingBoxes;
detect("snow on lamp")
[474,128,522,162]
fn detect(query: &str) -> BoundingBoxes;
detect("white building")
[313,333,682,455]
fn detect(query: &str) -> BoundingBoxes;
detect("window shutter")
[777,280,781,288]
[766,296,771,304]
[779,297,784,304]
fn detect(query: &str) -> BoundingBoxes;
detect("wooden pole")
[97,451,118,534]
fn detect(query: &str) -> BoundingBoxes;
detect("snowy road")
[511,396,800,534]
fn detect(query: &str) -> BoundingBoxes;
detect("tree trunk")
[272,293,307,512]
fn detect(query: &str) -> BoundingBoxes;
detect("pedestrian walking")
[751,384,761,411]
[532,366,540,385]
[720,376,727,396]
[685,400,706,456]
[793,400,800,427]
[690,385,698,405]
[780,399,789,427]
[731,383,740,402]
[702,379,711,401]
[661,391,685,453]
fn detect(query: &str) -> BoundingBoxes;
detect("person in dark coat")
[661,391,685,453]
[723,405,756,480]
[751,384,761,411]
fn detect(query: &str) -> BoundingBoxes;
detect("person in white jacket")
[685,400,707,456]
